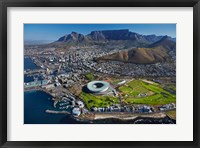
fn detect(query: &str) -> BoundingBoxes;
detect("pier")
[45,109,71,115]
[24,69,45,75]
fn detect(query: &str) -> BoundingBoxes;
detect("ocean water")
[24,90,81,124]
[24,90,175,124]
[24,75,34,82]
[24,57,82,124]
[24,57,43,83]
[24,75,43,83]
[24,57,175,124]
[24,57,39,70]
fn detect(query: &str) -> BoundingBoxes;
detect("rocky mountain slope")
[96,36,176,64]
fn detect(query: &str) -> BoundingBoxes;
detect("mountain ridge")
[96,36,176,64]
[52,29,168,47]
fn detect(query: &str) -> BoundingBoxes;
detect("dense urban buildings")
[24,24,176,124]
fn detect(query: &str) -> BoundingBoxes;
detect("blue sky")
[24,24,176,41]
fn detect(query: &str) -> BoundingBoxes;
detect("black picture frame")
[0,0,199,148]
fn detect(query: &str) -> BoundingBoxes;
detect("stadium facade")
[86,81,116,95]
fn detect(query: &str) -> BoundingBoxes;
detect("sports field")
[80,92,119,109]
[119,79,176,105]
[119,80,149,97]
[80,79,176,110]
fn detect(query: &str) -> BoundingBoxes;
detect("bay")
[24,90,175,124]
[24,90,81,124]
[24,57,43,83]
[24,58,175,124]
[24,57,39,70]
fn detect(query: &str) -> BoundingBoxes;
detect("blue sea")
[24,75,43,83]
[24,90,81,124]
[24,90,175,124]
[24,57,39,70]
[24,57,175,124]
[24,57,82,124]
[24,57,43,83]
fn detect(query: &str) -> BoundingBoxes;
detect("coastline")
[25,89,175,122]
[92,112,167,120]
[45,109,171,121]
[24,87,54,97]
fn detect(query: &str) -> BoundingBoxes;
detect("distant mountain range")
[46,29,175,50]
[49,29,168,47]
[24,40,54,45]
[56,29,163,43]
[49,29,176,64]
[26,29,176,64]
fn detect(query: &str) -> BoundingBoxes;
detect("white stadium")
[86,81,116,95]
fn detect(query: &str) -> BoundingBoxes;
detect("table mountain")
[49,29,164,48]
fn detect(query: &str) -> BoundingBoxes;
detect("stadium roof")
[87,81,110,93]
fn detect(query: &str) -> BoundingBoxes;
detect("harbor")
[23,38,176,124]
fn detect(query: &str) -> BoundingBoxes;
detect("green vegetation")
[79,79,176,109]
[80,92,119,109]
[119,79,176,105]
[119,80,149,97]
[125,93,175,105]
[141,82,173,96]
[85,73,95,81]
[112,79,122,85]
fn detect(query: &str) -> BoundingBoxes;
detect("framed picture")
[0,0,199,147]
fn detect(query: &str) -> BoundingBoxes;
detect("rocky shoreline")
[93,112,167,121]
[26,89,175,123]
[77,112,176,124]
[45,107,174,122]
